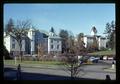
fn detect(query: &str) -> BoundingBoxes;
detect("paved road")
[4,61,116,80]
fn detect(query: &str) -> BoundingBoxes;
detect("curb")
[103,68,116,73]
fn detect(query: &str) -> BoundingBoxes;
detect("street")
[4,60,116,80]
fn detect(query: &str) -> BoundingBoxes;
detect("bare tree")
[91,35,99,51]
[61,53,84,80]
[76,33,86,54]
[38,43,45,61]
[59,30,86,79]
[61,34,84,79]
[59,29,69,53]
[5,18,32,62]
[38,43,43,60]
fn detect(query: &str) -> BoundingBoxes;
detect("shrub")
[100,47,108,51]
[3,46,12,59]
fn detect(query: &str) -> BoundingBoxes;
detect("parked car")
[107,57,113,60]
[80,56,89,63]
[103,56,108,60]
[89,56,99,63]
[100,56,103,60]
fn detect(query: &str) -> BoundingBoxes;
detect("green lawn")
[88,50,115,56]
[4,60,64,65]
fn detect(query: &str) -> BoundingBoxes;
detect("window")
[12,39,15,43]
[12,43,15,49]
[57,45,59,49]
[51,39,53,43]
[51,45,53,49]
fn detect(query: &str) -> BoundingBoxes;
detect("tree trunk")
[20,44,22,62]
[18,42,22,62]
[71,64,74,80]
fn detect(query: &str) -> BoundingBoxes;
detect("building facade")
[48,31,62,54]
[4,32,25,57]
[24,28,49,55]
[83,27,108,50]
[4,28,62,57]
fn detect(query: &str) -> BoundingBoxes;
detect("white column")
[98,38,101,50]
[28,29,35,55]
[31,34,35,55]
[48,38,50,54]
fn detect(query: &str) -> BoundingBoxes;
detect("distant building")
[48,30,62,54]
[83,27,108,50]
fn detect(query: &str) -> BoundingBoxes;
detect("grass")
[4,59,93,66]
[88,50,115,56]
[4,60,64,65]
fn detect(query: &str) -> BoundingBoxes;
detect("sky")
[4,4,115,36]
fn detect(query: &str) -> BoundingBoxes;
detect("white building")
[83,27,108,50]
[25,28,48,55]
[48,31,62,54]
[98,36,107,50]
[4,32,25,57]
[4,28,62,57]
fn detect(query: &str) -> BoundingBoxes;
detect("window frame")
[12,43,15,49]
[51,39,53,43]
[51,45,53,49]
[57,45,59,49]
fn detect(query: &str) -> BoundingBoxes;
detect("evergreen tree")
[50,27,54,33]
[104,21,115,50]
[59,29,69,53]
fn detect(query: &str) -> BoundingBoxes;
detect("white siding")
[83,37,87,48]
[91,31,95,36]
[48,38,50,53]
[4,33,25,54]
[98,38,101,50]
[4,35,10,52]
[88,38,93,47]
[27,29,35,54]
[48,37,61,53]
[99,38,107,49]
[10,37,25,52]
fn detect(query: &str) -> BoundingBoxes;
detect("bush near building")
[3,45,12,59]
